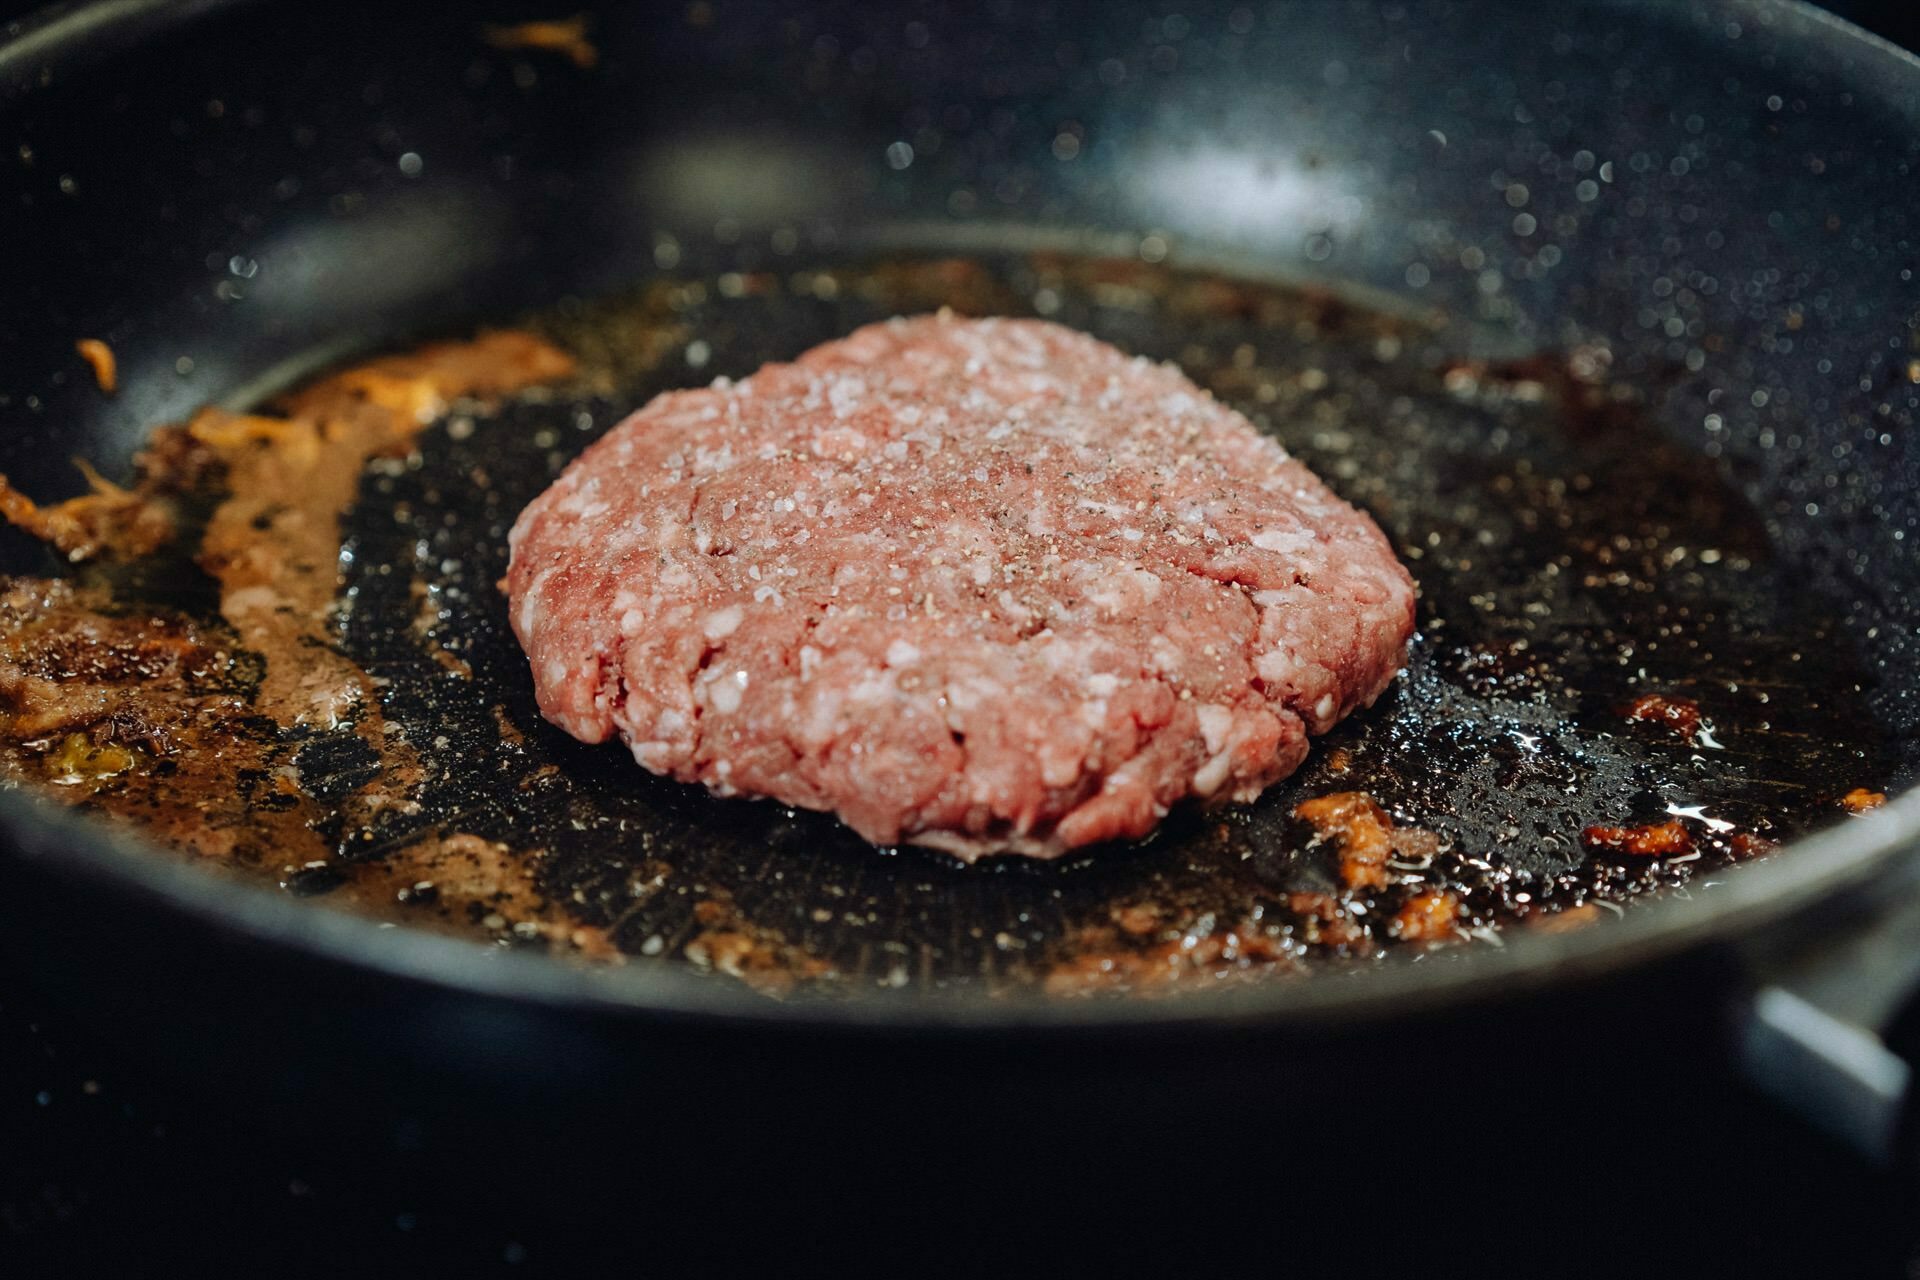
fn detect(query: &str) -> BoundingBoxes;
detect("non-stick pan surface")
[253,250,1886,996]
[3,0,1920,1032]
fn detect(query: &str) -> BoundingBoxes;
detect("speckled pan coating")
[506,314,1415,859]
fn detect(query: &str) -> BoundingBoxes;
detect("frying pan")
[5,0,1920,1246]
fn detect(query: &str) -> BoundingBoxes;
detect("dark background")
[6,0,1920,1275]
[1832,0,1920,47]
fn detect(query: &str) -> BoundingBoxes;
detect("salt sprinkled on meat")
[506,314,1415,860]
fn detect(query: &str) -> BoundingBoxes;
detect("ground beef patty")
[506,314,1415,860]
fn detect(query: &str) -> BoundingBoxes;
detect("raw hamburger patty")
[506,314,1415,860]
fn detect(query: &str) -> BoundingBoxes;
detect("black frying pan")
[4,0,1920,1246]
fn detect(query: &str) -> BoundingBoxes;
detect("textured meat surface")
[506,314,1415,860]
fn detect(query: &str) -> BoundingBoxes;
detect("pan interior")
[60,250,1853,999]
[0,248,1903,998]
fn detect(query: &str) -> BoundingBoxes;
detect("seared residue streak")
[0,332,596,951]
[194,331,573,726]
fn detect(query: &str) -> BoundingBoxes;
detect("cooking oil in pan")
[0,255,1896,997]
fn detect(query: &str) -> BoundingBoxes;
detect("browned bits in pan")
[1620,692,1703,742]
[1295,791,1397,890]
[1842,788,1888,814]
[1042,915,1304,996]
[0,459,175,562]
[683,895,836,997]
[74,338,116,394]
[1390,890,1462,943]
[1294,791,1441,892]
[1285,893,1368,951]
[193,330,572,727]
[1110,903,1162,937]
[1730,833,1780,859]
[480,15,598,68]
[186,408,321,465]
[1581,820,1694,857]
[0,578,296,859]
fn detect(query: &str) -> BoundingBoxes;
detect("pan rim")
[3,0,1919,1034]
[6,777,1920,1033]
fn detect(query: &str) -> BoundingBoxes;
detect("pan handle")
[1734,849,1920,1163]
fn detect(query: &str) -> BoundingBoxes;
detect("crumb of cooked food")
[1295,790,1398,890]
[1285,891,1370,950]
[481,14,597,67]
[1293,790,1438,890]
[0,459,175,562]
[1389,889,1461,943]
[507,314,1415,860]
[1581,819,1694,857]
[1730,832,1780,859]
[1620,692,1702,741]
[74,338,117,394]
[1110,902,1162,936]
[1842,788,1887,814]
